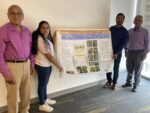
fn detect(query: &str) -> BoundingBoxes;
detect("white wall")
[109,0,137,70]
[0,0,110,108]
[110,0,137,29]
[0,0,110,31]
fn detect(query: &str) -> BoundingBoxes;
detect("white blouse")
[35,36,54,67]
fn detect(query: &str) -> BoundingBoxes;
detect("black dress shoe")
[122,83,132,87]
[132,86,137,92]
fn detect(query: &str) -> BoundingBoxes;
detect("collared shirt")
[110,25,129,54]
[35,36,54,67]
[127,27,149,52]
[0,23,34,77]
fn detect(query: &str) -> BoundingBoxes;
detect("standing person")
[122,15,149,92]
[0,5,34,113]
[32,21,63,112]
[103,13,129,90]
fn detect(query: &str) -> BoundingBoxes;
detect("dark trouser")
[35,64,52,105]
[106,53,122,84]
[126,50,144,87]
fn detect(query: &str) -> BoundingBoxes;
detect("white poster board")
[55,29,113,75]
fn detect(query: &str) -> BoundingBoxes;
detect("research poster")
[55,29,113,75]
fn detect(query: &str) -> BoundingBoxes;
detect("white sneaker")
[46,98,56,105]
[39,104,53,112]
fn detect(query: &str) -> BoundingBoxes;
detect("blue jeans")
[106,53,122,84]
[35,64,52,105]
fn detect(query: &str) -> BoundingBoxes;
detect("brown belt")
[6,59,28,63]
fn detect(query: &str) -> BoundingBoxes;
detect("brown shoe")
[111,84,117,90]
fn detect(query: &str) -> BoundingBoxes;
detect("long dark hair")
[32,21,53,55]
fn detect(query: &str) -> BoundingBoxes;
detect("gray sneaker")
[103,82,111,88]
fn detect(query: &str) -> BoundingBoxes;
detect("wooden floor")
[4,71,150,113]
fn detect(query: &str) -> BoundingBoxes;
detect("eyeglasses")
[134,19,142,22]
[9,12,23,16]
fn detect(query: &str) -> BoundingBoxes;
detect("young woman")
[32,21,63,112]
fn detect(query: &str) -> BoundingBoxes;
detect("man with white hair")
[0,5,34,113]
[122,15,150,92]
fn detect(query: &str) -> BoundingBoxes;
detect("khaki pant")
[5,60,30,113]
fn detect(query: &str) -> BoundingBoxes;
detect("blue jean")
[35,64,52,105]
[106,53,122,84]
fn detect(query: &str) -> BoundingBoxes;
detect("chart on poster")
[55,29,113,75]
